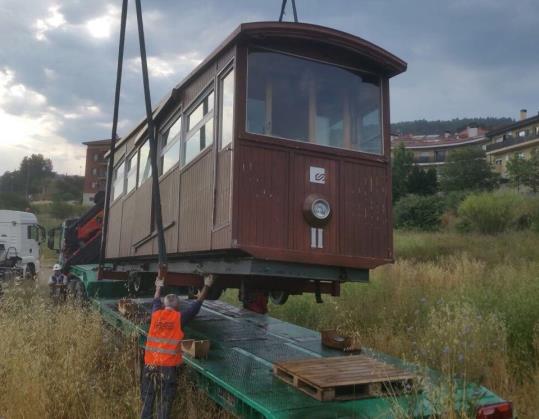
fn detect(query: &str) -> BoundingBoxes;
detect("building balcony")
[486,134,539,153]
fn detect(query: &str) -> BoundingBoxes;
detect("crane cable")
[99,0,168,279]
[279,0,299,23]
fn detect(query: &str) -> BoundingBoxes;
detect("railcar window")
[160,116,182,175]
[138,140,152,186]
[246,50,383,155]
[184,91,214,164]
[126,153,137,193]
[112,161,125,201]
[220,69,235,148]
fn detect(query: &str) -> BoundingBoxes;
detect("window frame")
[137,139,152,187]
[182,87,215,165]
[111,159,126,202]
[218,65,235,150]
[159,108,183,176]
[243,46,386,157]
[125,150,139,195]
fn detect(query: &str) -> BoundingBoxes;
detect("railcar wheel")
[269,291,289,305]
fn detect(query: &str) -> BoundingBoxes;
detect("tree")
[392,143,414,202]
[19,154,54,198]
[0,192,29,211]
[507,149,539,192]
[407,166,438,195]
[439,146,500,192]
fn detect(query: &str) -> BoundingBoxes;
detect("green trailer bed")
[93,296,505,418]
[69,264,507,418]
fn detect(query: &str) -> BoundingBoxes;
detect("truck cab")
[0,210,45,279]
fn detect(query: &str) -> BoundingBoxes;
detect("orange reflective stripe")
[144,309,184,367]
[146,336,181,345]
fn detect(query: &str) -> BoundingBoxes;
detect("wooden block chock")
[321,329,361,352]
[181,339,211,359]
[118,298,137,316]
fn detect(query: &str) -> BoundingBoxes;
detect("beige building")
[391,127,489,167]
[486,110,539,178]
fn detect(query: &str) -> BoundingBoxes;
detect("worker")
[240,288,269,314]
[141,275,214,419]
[47,264,67,297]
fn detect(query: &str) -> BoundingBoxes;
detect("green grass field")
[1,230,537,417]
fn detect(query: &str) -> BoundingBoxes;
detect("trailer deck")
[94,296,505,418]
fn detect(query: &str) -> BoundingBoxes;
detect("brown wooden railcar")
[104,22,406,298]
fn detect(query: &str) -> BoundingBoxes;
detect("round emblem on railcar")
[303,194,332,227]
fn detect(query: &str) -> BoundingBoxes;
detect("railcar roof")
[109,21,407,154]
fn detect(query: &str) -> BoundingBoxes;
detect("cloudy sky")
[0,0,538,174]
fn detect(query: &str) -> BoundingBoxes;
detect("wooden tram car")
[104,22,406,301]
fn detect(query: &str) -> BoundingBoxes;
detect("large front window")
[246,50,383,155]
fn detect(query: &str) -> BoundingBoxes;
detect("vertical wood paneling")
[105,201,122,258]
[156,168,180,253]
[291,155,339,253]
[178,152,214,252]
[341,161,389,258]
[132,180,153,256]
[237,145,289,248]
[212,149,232,249]
[213,150,231,228]
[119,192,137,257]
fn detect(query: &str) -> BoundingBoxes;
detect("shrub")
[457,191,531,234]
[0,192,29,211]
[394,194,445,230]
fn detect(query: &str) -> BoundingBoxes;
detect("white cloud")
[127,53,202,79]
[86,6,119,39]
[0,67,85,174]
[34,5,66,41]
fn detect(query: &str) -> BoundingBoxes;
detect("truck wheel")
[269,291,289,305]
[25,264,36,281]
[67,278,87,303]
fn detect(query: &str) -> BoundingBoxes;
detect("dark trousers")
[140,365,181,419]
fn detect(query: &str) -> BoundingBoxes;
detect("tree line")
[391,117,513,136]
[0,154,83,210]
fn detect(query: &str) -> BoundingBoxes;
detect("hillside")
[391,117,513,135]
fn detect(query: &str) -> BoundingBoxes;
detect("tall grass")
[0,284,228,419]
[267,230,539,417]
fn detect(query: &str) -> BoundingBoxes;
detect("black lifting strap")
[278,0,299,23]
[99,0,168,279]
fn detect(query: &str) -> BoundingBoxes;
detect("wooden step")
[273,355,415,401]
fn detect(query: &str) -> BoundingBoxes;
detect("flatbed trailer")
[71,265,509,418]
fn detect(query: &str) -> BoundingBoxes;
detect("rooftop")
[392,127,488,149]
[82,139,112,146]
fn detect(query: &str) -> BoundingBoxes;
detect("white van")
[0,210,45,278]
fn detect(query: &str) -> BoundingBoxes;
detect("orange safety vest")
[144,309,184,367]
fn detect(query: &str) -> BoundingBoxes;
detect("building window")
[160,114,182,175]
[519,130,526,138]
[91,167,97,176]
[93,153,99,161]
[183,91,214,164]
[435,150,446,162]
[220,68,235,149]
[516,152,525,159]
[126,153,138,193]
[138,140,152,186]
[246,49,382,155]
[91,181,97,189]
[495,159,502,165]
[112,161,125,200]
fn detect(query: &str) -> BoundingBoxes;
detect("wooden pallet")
[273,355,415,401]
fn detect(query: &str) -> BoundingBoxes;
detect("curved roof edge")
[113,22,407,153]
